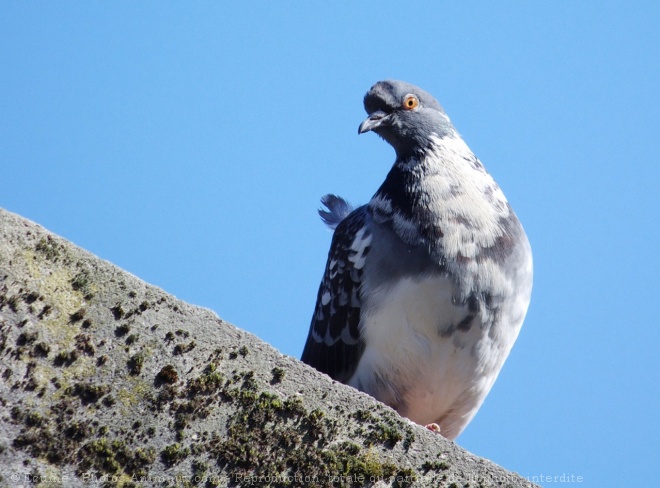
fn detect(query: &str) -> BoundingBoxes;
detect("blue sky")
[2,2,659,486]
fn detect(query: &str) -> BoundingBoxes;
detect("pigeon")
[301,80,533,440]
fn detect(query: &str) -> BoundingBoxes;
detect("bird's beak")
[358,110,388,134]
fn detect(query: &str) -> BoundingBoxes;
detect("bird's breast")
[350,255,529,438]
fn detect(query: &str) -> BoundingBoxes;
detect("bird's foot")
[425,423,442,434]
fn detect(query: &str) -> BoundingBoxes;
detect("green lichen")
[173,341,196,355]
[365,421,403,447]
[191,459,208,478]
[70,269,95,301]
[75,333,95,355]
[228,345,250,360]
[69,307,86,323]
[115,323,130,335]
[198,375,414,487]
[161,442,190,466]
[186,364,223,394]
[33,341,51,357]
[54,349,79,367]
[71,271,90,292]
[422,459,451,472]
[16,331,38,346]
[38,304,52,319]
[270,366,285,384]
[111,305,125,321]
[22,291,40,304]
[78,438,155,478]
[127,352,145,376]
[66,382,110,404]
[35,237,61,261]
[354,409,416,450]
[125,333,139,345]
[3,234,430,487]
[6,295,19,312]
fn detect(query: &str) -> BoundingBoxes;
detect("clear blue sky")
[2,2,658,486]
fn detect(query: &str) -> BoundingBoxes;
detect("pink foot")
[425,423,442,434]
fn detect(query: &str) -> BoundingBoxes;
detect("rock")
[0,208,537,487]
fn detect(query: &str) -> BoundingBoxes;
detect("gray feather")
[318,194,354,230]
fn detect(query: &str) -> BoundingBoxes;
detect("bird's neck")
[369,133,513,260]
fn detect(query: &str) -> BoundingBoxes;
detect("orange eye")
[403,95,419,110]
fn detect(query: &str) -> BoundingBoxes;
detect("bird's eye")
[402,95,419,110]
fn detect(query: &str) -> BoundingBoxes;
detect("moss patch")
[154,361,418,487]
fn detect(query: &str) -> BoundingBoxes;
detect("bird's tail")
[318,194,353,230]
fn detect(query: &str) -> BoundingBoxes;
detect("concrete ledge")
[0,208,538,487]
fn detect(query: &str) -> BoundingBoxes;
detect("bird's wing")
[301,205,371,383]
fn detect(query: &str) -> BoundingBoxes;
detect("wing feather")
[301,205,370,382]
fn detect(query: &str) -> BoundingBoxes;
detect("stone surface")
[0,208,538,487]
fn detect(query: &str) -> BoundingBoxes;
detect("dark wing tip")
[303,206,368,382]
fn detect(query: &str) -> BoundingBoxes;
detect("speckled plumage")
[301,80,532,440]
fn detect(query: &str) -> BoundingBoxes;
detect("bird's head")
[359,80,454,157]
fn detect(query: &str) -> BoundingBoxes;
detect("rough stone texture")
[0,208,538,488]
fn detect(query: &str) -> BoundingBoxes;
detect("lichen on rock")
[0,208,537,487]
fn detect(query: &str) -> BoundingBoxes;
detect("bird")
[301,80,533,440]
